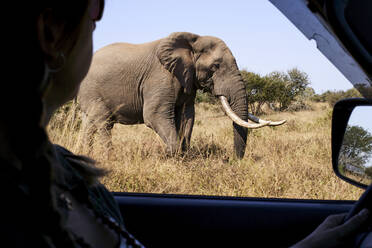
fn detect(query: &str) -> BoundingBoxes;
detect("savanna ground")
[48,101,363,200]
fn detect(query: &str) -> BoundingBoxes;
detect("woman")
[2,1,143,247]
[1,0,368,247]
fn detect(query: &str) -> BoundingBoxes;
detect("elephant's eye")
[210,64,220,72]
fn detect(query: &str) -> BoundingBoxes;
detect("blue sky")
[349,107,372,133]
[93,0,354,94]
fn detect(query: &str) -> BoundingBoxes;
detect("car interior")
[107,1,372,247]
[58,0,372,247]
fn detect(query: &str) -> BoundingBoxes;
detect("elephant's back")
[94,41,159,64]
[78,41,159,122]
[84,41,159,83]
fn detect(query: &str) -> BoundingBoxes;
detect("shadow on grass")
[91,135,230,164]
[178,140,228,162]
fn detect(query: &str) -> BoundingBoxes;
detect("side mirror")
[332,98,372,189]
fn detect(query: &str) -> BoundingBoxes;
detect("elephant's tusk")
[219,96,268,129]
[247,113,286,126]
[268,120,287,126]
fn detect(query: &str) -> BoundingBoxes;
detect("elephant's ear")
[157,32,199,95]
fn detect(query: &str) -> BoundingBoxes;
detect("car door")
[115,193,354,247]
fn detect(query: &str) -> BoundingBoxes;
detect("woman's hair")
[3,1,104,247]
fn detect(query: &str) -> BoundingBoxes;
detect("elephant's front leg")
[176,98,195,152]
[143,99,179,155]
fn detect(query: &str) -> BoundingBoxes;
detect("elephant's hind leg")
[80,112,96,153]
[81,100,114,156]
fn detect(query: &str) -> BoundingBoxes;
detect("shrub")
[241,68,312,113]
[312,88,361,107]
[241,71,270,115]
[285,100,313,112]
[265,68,310,111]
[195,90,217,104]
[339,125,372,170]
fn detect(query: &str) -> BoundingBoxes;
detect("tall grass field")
[47,101,363,200]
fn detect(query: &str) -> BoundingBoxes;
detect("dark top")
[0,144,144,248]
[54,145,144,248]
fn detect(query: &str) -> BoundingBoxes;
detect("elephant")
[77,32,286,158]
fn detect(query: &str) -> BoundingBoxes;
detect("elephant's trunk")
[218,78,286,159]
[218,80,249,159]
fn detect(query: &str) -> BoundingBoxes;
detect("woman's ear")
[157,32,199,95]
[37,9,65,65]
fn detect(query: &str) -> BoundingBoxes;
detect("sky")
[92,0,354,94]
[349,107,372,133]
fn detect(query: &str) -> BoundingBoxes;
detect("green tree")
[240,71,271,114]
[241,68,312,113]
[265,68,310,110]
[195,89,216,104]
[312,88,361,106]
[301,87,316,100]
[287,68,310,96]
[339,125,372,171]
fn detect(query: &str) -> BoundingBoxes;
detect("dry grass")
[47,101,363,200]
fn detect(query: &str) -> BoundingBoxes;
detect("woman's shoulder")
[53,144,124,224]
[53,144,105,185]
[53,144,95,168]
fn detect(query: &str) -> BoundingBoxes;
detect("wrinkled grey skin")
[78,32,248,158]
